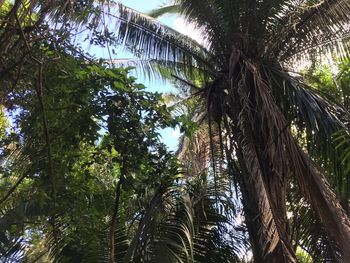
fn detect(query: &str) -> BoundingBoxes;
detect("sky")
[119,0,167,13]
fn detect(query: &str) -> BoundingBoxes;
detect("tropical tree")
[104,0,350,262]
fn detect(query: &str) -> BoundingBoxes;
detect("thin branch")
[15,12,56,198]
[206,82,219,205]
[109,179,122,263]
[36,62,56,202]
[15,11,57,243]
[171,74,201,89]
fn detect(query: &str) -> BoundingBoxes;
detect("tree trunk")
[239,177,293,262]
[234,130,296,263]
[227,58,350,261]
[226,102,296,262]
[226,58,296,262]
[110,180,122,263]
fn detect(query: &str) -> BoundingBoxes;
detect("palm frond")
[262,62,349,134]
[173,0,233,55]
[104,4,212,75]
[148,4,180,18]
[122,179,246,263]
[107,58,211,84]
[273,0,350,61]
[259,60,350,259]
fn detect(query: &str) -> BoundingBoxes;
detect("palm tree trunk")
[237,157,294,262]
[226,58,350,261]
[225,60,296,262]
[233,121,296,262]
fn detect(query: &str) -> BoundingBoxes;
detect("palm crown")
[110,0,350,262]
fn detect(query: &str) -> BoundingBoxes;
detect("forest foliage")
[0,1,242,262]
[1,0,350,262]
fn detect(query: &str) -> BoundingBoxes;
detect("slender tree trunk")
[110,180,122,263]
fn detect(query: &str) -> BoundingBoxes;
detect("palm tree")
[105,1,350,262]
